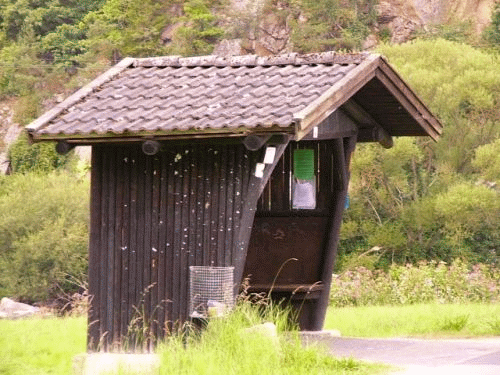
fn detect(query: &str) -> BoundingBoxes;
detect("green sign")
[293,149,315,180]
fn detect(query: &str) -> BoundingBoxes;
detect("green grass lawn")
[0,306,385,375]
[324,302,500,338]
[0,315,87,375]
[3,303,498,375]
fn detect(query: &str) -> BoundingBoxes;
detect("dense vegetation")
[339,39,500,269]
[0,0,500,302]
[330,260,500,307]
[0,171,89,302]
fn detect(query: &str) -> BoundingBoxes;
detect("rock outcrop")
[0,103,22,174]
[0,297,40,319]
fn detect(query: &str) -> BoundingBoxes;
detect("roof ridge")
[134,52,370,68]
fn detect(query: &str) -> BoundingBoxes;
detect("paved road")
[301,332,500,374]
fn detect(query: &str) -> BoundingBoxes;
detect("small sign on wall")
[255,163,265,178]
[263,147,276,164]
[292,149,316,209]
[292,178,316,209]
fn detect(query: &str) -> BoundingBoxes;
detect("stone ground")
[302,332,500,374]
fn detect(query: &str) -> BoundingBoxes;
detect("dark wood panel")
[246,136,357,331]
[312,135,357,330]
[87,141,278,350]
[87,148,102,348]
[244,217,329,286]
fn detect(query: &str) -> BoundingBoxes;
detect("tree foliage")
[1,0,500,302]
[290,0,377,52]
[483,2,500,47]
[0,0,104,42]
[166,0,224,56]
[0,172,89,302]
[79,0,173,58]
[8,132,75,173]
[338,40,500,270]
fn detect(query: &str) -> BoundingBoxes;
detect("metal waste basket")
[189,266,234,318]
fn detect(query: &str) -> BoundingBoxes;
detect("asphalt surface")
[301,332,500,374]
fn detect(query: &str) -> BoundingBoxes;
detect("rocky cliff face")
[0,102,22,174]
[376,0,495,44]
[214,0,495,55]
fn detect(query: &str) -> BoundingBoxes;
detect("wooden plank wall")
[87,142,265,351]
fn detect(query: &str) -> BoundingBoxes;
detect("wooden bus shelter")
[26,52,442,351]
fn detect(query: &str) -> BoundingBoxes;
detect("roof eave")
[293,54,443,142]
[26,57,136,142]
[29,125,296,145]
[293,54,381,141]
[375,56,442,142]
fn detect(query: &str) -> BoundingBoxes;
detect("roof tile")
[25,51,442,142]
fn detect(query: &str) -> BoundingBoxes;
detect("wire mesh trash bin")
[189,266,235,318]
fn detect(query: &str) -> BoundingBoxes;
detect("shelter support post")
[233,139,291,292]
[311,135,357,330]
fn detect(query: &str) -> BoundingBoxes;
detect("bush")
[482,2,500,47]
[290,0,377,53]
[330,260,500,307]
[0,172,89,303]
[8,133,75,173]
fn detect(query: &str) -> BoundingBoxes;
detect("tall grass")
[158,302,385,375]
[0,303,385,375]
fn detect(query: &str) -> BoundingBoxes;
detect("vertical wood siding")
[88,142,269,350]
[87,134,352,348]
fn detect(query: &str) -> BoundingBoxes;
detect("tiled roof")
[26,52,442,143]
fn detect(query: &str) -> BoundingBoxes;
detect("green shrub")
[438,314,469,332]
[11,95,41,125]
[473,138,500,182]
[330,260,500,307]
[0,172,89,303]
[8,133,75,173]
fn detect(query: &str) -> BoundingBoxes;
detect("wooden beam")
[28,127,296,144]
[311,135,357,330]
[294,55,381,141]
[300,110,358,141]
[375,60,442,141]
[342,100,393,148]
[233,137,291,289]
[55,140,76,155]
[357,127,393,148]
[88,147,102,351]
